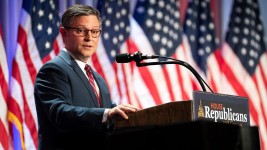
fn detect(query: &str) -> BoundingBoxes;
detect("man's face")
[61,15,100,62]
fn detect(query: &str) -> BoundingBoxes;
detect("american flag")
[132,0,185,105]
[91,0,131,105]
[221,0,267,149]
[92,0,186,108]
[0,25,10,150]
[182,0,222,93]
[8,0,63,149]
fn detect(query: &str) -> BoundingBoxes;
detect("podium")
[106,101,260,150]
[113,100,193,129]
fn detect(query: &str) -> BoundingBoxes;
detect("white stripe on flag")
[15,44,38,126]
[133,68,156,108]
[23,123,36,150]
[20,9,43,71]
[0,28,9,136]
[222,43,267,148]
[92,40,121,103]
[130,17,171,105]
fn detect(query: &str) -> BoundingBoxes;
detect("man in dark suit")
[34,4,139,150]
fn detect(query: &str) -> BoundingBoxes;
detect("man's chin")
[81,48,94,54]
[83,52,95,58]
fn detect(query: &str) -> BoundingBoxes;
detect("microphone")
[115,51,213,92]
[115,51,159,63]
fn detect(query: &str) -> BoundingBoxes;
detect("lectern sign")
[193,91,250,126]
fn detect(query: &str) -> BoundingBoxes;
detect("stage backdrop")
[0,0,266,150]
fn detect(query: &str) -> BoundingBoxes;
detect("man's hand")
[108,104,140,120]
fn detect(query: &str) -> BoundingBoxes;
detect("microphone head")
[115,53,132,63]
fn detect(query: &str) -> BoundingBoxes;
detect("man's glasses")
[64,26,102,38]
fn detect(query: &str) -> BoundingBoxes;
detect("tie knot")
[84,64,91,74]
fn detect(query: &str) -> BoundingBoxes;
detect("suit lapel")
[58,50,100,107]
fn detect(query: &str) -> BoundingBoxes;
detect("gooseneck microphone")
[115,51,214,93]
[115,51,159,63]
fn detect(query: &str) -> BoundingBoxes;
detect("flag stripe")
[0,25,10,150]
[113,63,123,101]
[121,63,142,107]
[126,36,163,105]
[0,120,9,150]
[223,44,267,127]
[222,56,259,123]
[178,43,193,100]
[92,48,120,103]
[17,25,37,84]
[164,56,182,101]
[0,66,8,102]
[221,1,267,149]
[207,50,224,93]
[162,67,175,101]
[92,53,107,82]
[129,18,177,105]
[120,63,131,104]
[222,44,267,150]
[259,65,267,93]
[123,40,141,106]
[4,1,62,149]
[113,41,132,105]
[0,67,9,150]
[124,39,155,106]
[12,60,38,148]
[222,67,267,150]
[253,76,267,128]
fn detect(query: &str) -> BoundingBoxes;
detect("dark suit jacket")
[34,50,116,150]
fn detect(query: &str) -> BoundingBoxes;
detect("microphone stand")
[136,60,207,92]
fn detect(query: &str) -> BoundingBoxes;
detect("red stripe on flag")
[112,63,123,101]
[17,26,37,84]
[0,65,9,150]
[208,70,218,92]
[12,60,38,148]
[53,39,60,56]
[124,40,142,107]
[177,65,190,100]
[138,67,162,105]
[222,62,259,124]
[179,44,191,100]
[127,38,163,105]
[0,120,9,150]
[191,78,200,92]
[162,67,175,102]
[0,66,8,101]
[42,54,52,64]
[252,75,267,132]
[120,64,131,104]
[121,66,130,104]
[259,61,267,93]
[223,64,266,150]
[210,50,224,93]
[92,54,106,84]
[8,97,23,123]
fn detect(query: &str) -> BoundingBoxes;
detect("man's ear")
[59,27,67,37]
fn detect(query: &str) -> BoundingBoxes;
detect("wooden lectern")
[114,100,194,129]
[107,100,260,150]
